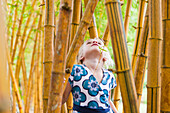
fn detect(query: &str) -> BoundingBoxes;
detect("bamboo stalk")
[21,54,27,104]
[47,0,73,112]
[134,5,149,108]
[112,77,120,109]
[104,0,139,112]
[0,1,9,112]
[11,0,28,63]
[25,15,42,113]
[14,0,37,83]
[112,0,135,109]
[40,18,44,113]
[6,43,24,113]
[43,0,54,112]
[23,14,38,51]
[124,0,132,37]
[37,26,42,113]
[147,0,162,112]
[84,0,98,39]
[161,0,170,112]
[131,0,146,74]
[69,0,81,46]
[102,23,110,46]
[10,0,18,55]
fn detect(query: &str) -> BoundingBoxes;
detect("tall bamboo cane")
[131,0,146,74]
[104,0,139,112]
[25,15,42,113]
[0,1,9,112]
[69,0,81,46]
[102,23,110,46]
[134,5,149,108]
[10,0,18,55]
[6,44,24,113]
[161,0,170,112]
[11,0,28,62]
[66,0,81,113]
[147,0,162,112]
[47,0,73,112]
[124,0,132,37]
[40,14,45,113]
[43,0,54,112]
[14,0,36,84]
[84,0,98,39]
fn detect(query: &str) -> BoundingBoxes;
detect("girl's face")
[82,38,105,60]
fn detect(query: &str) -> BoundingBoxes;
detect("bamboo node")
[146,85,160,88]
[43,61,52,64]
[44,24,55,28]
[105,0,121,5]
[61,2,72,11]
[161,65,170,68]
[148,37,163,40]
[108,69,116,73]
[39,3,45,7]
[65,68,70,74]
[113,99,120,101]
[71,23,79,25]
[68,108,73,110]
[137,53,148,58]
[116,69,130,73]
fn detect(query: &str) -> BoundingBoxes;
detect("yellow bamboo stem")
[6,43,24,113]
[84,0,98,39]
[104,0,139,112]
[23,14,38,51]
[134,5,149,108]
[10,0,18,55]
[11,0,28,63]
[47,0,73,112]
[25,15,42,113]
[40,17,44,113]
[102,23,110,46]
[124,0,132,37]
[14,0,37,84]
[112,77,120,109]
[161,0,170,112]
[0,1,9,112]
[147,0,162,112]
[131,0,146,74]
[69,0,81,46]
[37,27,42,113]
[43,0,54,112]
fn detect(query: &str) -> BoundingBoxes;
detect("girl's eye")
[98,42,101,45]
[87,42,91,44]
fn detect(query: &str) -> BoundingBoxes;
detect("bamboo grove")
[0,0,169,113]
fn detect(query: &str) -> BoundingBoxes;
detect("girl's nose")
[93,41,98,44]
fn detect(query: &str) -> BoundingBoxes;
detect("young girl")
[62,38,118,113]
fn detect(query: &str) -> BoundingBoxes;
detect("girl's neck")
[83,58,103,72]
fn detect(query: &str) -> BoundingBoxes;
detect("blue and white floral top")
[68,64,117,113]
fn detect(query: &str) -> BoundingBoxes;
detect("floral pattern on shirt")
[82,75,102,96]
[72,86,86,105]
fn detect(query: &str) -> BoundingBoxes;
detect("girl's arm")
[62,81,72,104]
[109,91,118,113]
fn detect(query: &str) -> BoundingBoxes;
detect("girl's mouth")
[91,44,98,46]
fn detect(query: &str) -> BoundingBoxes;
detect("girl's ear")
[80,56,85,62]
[103,57,107,62]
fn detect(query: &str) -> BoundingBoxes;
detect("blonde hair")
[77,38,114,69]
